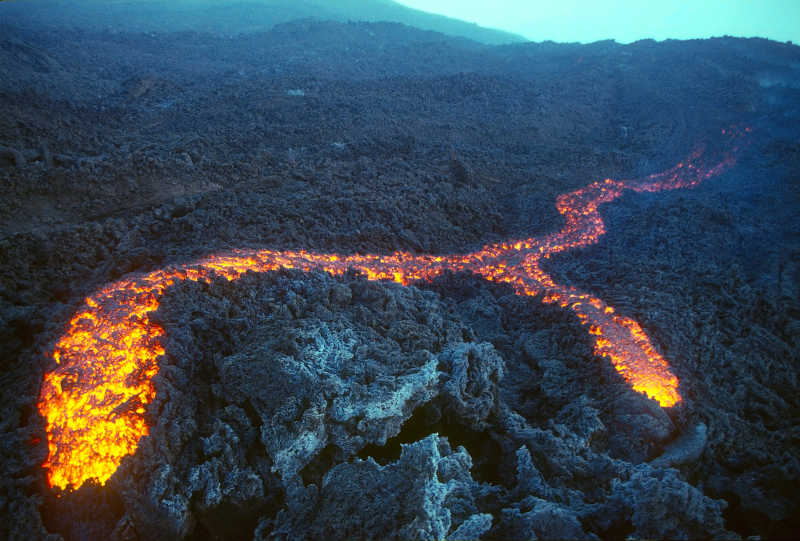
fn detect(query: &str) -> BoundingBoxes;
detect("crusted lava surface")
[1,11,799,541]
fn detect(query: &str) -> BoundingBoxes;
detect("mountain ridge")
[0,0,528,45]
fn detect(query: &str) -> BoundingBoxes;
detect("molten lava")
[38,128,747,490]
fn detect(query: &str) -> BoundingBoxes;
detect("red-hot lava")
[38,128,748,491]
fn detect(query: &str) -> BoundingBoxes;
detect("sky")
[393,0,800,44]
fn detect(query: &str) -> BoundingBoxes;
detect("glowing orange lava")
[38,128,748,490]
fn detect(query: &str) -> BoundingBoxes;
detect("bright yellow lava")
[38,128,747,490]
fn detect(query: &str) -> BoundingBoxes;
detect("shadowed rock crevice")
[356,403,507,486]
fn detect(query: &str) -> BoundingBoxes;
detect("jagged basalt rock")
[111,270,471,538]
[609,465,734,540]
[266,435,492,541]
[0,12,797,541]
[438,342,505,430]
[501,497,594,540]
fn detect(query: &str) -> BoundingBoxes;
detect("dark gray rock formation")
[266,435,493,540]
[108,270,480,539]
[609,465,734,540]
[0,16,797,541]
[651,422,708,468]
[438,342,504,431]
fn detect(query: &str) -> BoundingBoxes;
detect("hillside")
[0,0,527,44]
[0,11,798,541]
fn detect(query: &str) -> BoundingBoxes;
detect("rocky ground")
[1,14,798,541]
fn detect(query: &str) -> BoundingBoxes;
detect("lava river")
[38,128,747,490]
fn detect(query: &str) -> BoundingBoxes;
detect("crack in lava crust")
[38,128,748,491]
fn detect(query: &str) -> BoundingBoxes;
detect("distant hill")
[0,0,527,45]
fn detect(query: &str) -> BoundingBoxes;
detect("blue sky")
[394,0,799,44]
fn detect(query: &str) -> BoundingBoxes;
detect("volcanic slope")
[0,0,526,44]
[38,133,748,492]
[0,17,798,541]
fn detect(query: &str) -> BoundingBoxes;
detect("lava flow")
[38,128,747,491]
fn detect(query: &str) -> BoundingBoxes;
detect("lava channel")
[38,127,748,490]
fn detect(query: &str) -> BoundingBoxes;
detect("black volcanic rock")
[108,270,489,538]
[651,421,708,468]
[608,465,732,540]
[0,12,798,541]
[267,435,493,540]
[438,342,504,431]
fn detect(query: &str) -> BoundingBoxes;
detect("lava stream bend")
[38,129,746,490]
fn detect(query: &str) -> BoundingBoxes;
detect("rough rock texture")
[108,270,474,539]
[438,342,504,431]
[0,6,798,540]
[609,465,732,540]
[267,435,494,540]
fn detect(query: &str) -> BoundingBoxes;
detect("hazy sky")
[394,0,799,44]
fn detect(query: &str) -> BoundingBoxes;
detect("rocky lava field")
[1,13,799,541]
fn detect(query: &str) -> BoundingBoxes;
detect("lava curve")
[38,128,747,491]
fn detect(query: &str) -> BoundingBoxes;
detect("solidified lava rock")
[265,434,494,541]
[109,270,485,539]
[92,270,740,540]
[1,9,798,541]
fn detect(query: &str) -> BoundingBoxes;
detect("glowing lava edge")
[38,127,747,490]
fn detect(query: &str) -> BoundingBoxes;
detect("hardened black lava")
[1,8,798,541]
